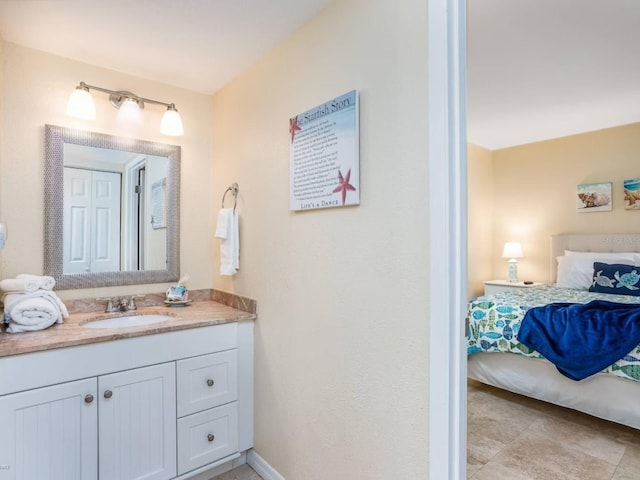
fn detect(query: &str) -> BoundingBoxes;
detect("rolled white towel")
[3,290,68,333]
[6,317,57,333]
[0,278,40,293]
[16,274,56,291]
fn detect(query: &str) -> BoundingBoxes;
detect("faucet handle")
[96,297,117,313]
[127,295,146,311]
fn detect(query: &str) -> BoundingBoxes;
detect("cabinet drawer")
[484,281,543,296]
[177,402,239,475]
[177,350,238,417]
[484,284,513,295]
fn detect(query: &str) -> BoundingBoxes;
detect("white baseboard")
[247,449,285,480]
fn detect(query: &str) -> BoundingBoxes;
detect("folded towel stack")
[1,275,68,333]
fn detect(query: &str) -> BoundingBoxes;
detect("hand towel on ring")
[215,208,239,276]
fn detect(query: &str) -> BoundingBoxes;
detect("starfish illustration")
[332,168,356,205]
[289,116,302,143]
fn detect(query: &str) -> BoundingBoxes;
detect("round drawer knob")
[207,433,215,442]
[104,390,113,399]
[206,379,214,387]
[84,394,94,404]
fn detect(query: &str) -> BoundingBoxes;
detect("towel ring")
[221,182,239,211]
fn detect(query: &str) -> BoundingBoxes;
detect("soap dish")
[163,299,192,307]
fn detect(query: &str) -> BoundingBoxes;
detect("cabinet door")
[0,378,98,480]
[98,362,176,480]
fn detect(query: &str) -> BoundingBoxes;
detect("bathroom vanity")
[0,300,254,480]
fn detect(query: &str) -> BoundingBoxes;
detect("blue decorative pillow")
[589,262,640,296]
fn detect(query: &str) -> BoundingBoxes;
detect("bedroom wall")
[468,143,494,298]
[0,43,215,299]
[491,122,640,283]
[211,0,429,478]
[0,35,4,280]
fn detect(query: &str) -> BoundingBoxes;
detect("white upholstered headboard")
[550,234,640,283]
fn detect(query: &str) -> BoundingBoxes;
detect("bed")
[467,233,640,429]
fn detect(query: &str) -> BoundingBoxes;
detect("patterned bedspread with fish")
[467,284,640,383]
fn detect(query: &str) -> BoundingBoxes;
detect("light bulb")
[119,98,141,117]
[117,98,143,127]
[160,105,184,136]
[66,86,96,120]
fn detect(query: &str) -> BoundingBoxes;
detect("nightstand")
[484,279,544,296]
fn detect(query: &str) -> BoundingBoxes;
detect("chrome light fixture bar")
[67,81,184,136]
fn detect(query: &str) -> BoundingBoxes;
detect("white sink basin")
[83,314,173,329]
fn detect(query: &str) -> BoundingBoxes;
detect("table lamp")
[502,241,524,283]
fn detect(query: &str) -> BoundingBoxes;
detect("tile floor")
[468,379,640,479]
[213,464,264,480]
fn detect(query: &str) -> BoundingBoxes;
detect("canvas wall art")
[289,90,360,212]
[576,182,612,212]
[624,178,640,210]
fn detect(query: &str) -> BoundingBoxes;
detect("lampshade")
[66,86,96,120]
[119,97,142,117]
[160,105,184,136]
[502,241,524,259]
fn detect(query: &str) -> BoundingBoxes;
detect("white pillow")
[565,250,640,258]
[556,254,640,290]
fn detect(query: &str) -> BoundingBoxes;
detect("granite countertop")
[0,292,256,358]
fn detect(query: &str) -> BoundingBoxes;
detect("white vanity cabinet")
[0,321,253,480]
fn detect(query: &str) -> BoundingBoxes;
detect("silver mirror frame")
[44,124,180,289]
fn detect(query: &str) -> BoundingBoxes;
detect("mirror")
[44,125,180,289]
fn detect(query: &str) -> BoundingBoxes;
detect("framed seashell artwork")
[576,181,612,212]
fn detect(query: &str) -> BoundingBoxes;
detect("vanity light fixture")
[66,81,184,136]
[502,241,524,283]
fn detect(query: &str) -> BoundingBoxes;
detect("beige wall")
[0,43,214,299]
[211,0,429,478]
[490,122,640,283]
[467,143,494,297]
[0,36,4,279]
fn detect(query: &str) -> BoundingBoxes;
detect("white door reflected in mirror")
[63,168,121,273]
[62,143,168,274]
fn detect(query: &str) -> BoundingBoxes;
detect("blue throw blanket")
[518,300,640,381]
